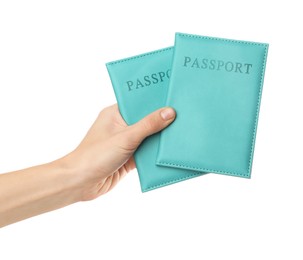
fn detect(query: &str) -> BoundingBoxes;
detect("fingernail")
[160,107,175,121]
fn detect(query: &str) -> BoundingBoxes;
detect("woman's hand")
[64,104,176,200]
[0,104,175,227]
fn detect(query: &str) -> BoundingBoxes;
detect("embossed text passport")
[156,33,268,178]
[106,47,204,192]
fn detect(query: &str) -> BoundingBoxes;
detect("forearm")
[0,159,81,228]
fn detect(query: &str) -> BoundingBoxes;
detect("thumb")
[127,107,176,145]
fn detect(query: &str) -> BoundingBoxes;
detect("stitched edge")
[143,172,204,192]
[106,46,205,192]
[157,161,250,178]
[177,32,268,46]
[158,33,269,178]
[247,44,269,174]
[106,46,173,66]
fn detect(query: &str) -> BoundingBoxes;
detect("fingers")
[126,107,176,145]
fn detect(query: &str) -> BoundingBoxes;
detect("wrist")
[50,155,84,204]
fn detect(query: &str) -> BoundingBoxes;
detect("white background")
[0,0,302,259]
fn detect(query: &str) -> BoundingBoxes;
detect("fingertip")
[160,107,176,121]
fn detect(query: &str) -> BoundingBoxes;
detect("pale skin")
[0,104,176,228]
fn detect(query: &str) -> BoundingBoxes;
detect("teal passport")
[106,47,204,192]
[156,33,269,178]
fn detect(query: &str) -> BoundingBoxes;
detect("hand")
[0,104,175,227]
[62,104,176,200]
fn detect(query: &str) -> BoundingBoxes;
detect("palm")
[80,104,136,200]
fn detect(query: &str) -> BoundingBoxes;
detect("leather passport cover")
[156,33,269,178]
[106,47,204,192]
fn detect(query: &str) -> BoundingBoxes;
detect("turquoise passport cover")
[106,47,204,192]
[157,33,269,178]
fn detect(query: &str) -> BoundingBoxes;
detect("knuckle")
[141,118,154,133]
[99,104,116,116]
